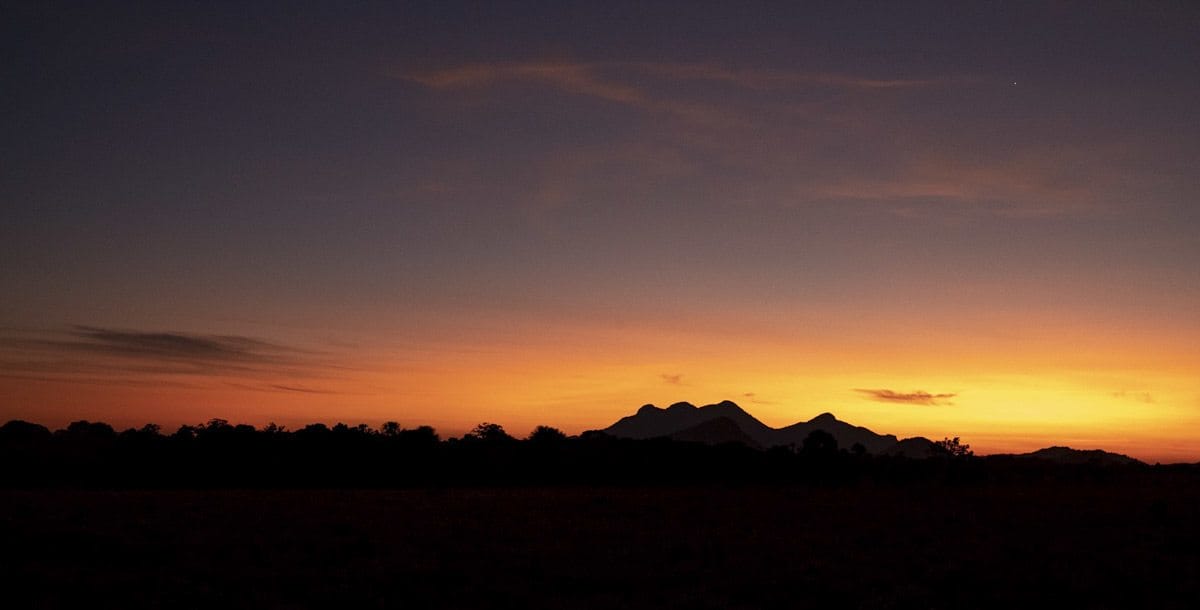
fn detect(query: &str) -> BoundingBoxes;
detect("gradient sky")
[3,1,1198,462]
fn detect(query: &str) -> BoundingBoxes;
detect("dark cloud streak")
[660,373,683,385]
[60,326,303,364]
[0,327,344,388]
[856,389,957,405]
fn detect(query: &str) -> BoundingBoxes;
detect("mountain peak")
[809,412,838,424]
[669,416,763,450]
[1024,446,1142,465]
[602,402,896,453]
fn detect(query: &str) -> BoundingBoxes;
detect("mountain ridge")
[600,400,898,453]
[597,401,1147,463]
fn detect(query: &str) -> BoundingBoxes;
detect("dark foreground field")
[4,484,1199,609]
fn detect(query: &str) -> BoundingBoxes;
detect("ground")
[3,484,1198,608]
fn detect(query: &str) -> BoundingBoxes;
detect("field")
[4,483,1199,608]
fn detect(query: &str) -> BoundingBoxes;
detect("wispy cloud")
[56,326,305,364]
[225,382,347,395]
[269,384,339,394]
[625,61,941,90]
[0,326,348,392]
[406,61,938,95]
[856,388,957,405]
[1111,390,1155,404]
[408,62,647,105]
[402,60,938,125]
[403,59,1136,219]
[741,391,775,405]
[660,373,684,385]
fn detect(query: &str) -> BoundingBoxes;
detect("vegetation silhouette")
[934,436,974,458]
[3,416,1198,609]
[0,416,1172,488]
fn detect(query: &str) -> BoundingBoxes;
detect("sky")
[2,1,1198,462]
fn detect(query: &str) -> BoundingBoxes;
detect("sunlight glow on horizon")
[3,312,1197,463]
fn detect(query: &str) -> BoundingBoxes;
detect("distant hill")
[773,412,899,453]
[669,416,763,449]
[878,436,940,458]
[600,401,897,453]
[604,401,774,443]
[1011,446,1143,466]
[597,401,1155,462]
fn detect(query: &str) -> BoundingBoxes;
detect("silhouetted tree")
[296,423,330,438]
[0,420,51,443]
[464,422,512,443]
[4,415,1160,489]
[802,430,838,456]
[62,420,116,440]
[399,425,439,445]
[119,423,162,442]
[527,425,567,444]
[933,437,973,458]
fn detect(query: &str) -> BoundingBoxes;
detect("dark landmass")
[3,406,1199,608]
[878,435,941,457]
[599,401,1148,465]
[1012,445,1142,466]
[668,415,764,450]
[0,402,1172,489]
[4,484,1200,608]
[602,401,899,453]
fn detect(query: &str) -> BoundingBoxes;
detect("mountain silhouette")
[668,416,764,449]
[772,412,899,453]
[1013,446,1142,465]
[878,436,940,458]
[604,401,775,443]
[600,401,898,453]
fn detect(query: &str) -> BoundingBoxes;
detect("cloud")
[1111,390,1155,404]
[856,388,957,405]
[626,62,940,90]
[740,392,776,405]
[56,326,304,365]
[224,382,345,395]
[660,373,684,385]
[806,148,1129,218]
[0,326,345,388]
[269,384,339,394]
[404,59,1141,219]
[407,62,648,105]
[402,61,939,126]
[406,61,938,96]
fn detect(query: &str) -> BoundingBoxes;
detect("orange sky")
[3,299,1198,463]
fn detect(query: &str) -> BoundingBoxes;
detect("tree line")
[0,418,1161,488]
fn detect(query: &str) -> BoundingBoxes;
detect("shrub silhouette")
[464,422,512,443]
[0,420,51,443]
[802,429,838,456]
[0,418,1154,488]
[933,437,973,458]
[527,425,567,444]
[61,420,116,441]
